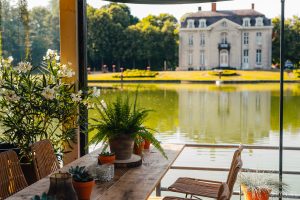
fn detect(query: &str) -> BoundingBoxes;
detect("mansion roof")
[181,9,272,28]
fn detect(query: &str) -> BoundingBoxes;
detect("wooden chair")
[32,139,60,180]
[167,145,243,199]
[163,183,230,200]
[0,150,28,199]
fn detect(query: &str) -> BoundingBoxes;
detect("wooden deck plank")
[7,144,184,200]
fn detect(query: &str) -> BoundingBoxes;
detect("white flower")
[41,86,55,100]
[4,90,20,102]
[16,62,32,73]
[7,56,13,64]
[71,90,82,102]
[92,87,100,97]
[55,55,60,61]
[100,99,107,109]
[58,64,75,78]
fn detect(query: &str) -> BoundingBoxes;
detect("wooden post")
[60,0,80,165]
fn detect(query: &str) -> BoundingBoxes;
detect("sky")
[27,0,299,20]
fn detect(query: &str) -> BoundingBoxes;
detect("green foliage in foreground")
[208,70,238,76]
[113,69,159,78]
[89,92,167,158]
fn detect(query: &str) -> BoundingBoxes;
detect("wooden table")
[7,144,184,200]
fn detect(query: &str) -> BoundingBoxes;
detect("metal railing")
[156,143,300,199]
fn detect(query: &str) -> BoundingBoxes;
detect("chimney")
[251,3,255,10]
[198,7,202,11]
[212,3,217,12]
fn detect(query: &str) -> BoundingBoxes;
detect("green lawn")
[88,70,300,82]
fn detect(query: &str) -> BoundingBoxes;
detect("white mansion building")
[178,3,273,70]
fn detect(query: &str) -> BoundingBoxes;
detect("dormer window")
[187,19,195,28]
[199,19,206,28]
[255,17,264,26]
[243,18,251,27]
[222,21,227,27]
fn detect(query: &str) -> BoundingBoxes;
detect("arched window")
[221,32,228,44]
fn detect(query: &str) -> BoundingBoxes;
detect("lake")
[89,83,300,197]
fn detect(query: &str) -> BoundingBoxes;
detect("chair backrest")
[217,183,230,200]
[32,139,60,180]
[0,150,28,199]
[226,145,243,198]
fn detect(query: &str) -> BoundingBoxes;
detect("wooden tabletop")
[7,144,184,200]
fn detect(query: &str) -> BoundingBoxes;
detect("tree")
[18,0,31,61]
[272,16,300,67]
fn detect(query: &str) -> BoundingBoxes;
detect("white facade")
[178,8,273,70]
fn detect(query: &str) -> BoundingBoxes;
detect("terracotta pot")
[241,184,271,200]
[144,140,151,149]
[98,154,116,165]
[109,135,134,160]
[134,141,145,156]
[72,180,95,200]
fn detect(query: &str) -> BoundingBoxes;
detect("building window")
[188,35,193,46]
[256,32,262,45]
[256,49,262,65]
[221,32,228,44]
[243,49,249,63]
[255,17,264,26]
[199,19,207,28]
[243,18,251,27]
[188,51,193,65]
[187,19,195,28]
[243,32,249,45]
[200,33,205,46]
[222,21,227,27]
[200,51,205,65]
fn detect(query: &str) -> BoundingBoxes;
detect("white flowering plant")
[0,50,100,161]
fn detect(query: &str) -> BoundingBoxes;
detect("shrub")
[113,69,159,78]
[293,69,300,78]
[208,70,238,76]
[0,50,100,161]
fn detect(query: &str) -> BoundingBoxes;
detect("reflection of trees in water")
[90,88,179,135]
[271,93,300,133]
[90,84,300,145]
[177,90,271,144]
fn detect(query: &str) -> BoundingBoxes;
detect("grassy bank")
[88,70,300,82]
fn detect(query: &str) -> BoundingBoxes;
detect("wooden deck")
[7,144,184,200]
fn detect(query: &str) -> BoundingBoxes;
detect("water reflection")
[177,89,271,144]
[90,83,300,146]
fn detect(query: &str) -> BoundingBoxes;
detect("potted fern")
[239,173,288,200]
[89,92,167,160]
[69,166,95,200]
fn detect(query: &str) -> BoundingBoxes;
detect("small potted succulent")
[98,151,116,165]
[31,193,52,200]
[239,173,288,200]
[133,137,145,156]
[144,139,151,150]
[69,166,95,200]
